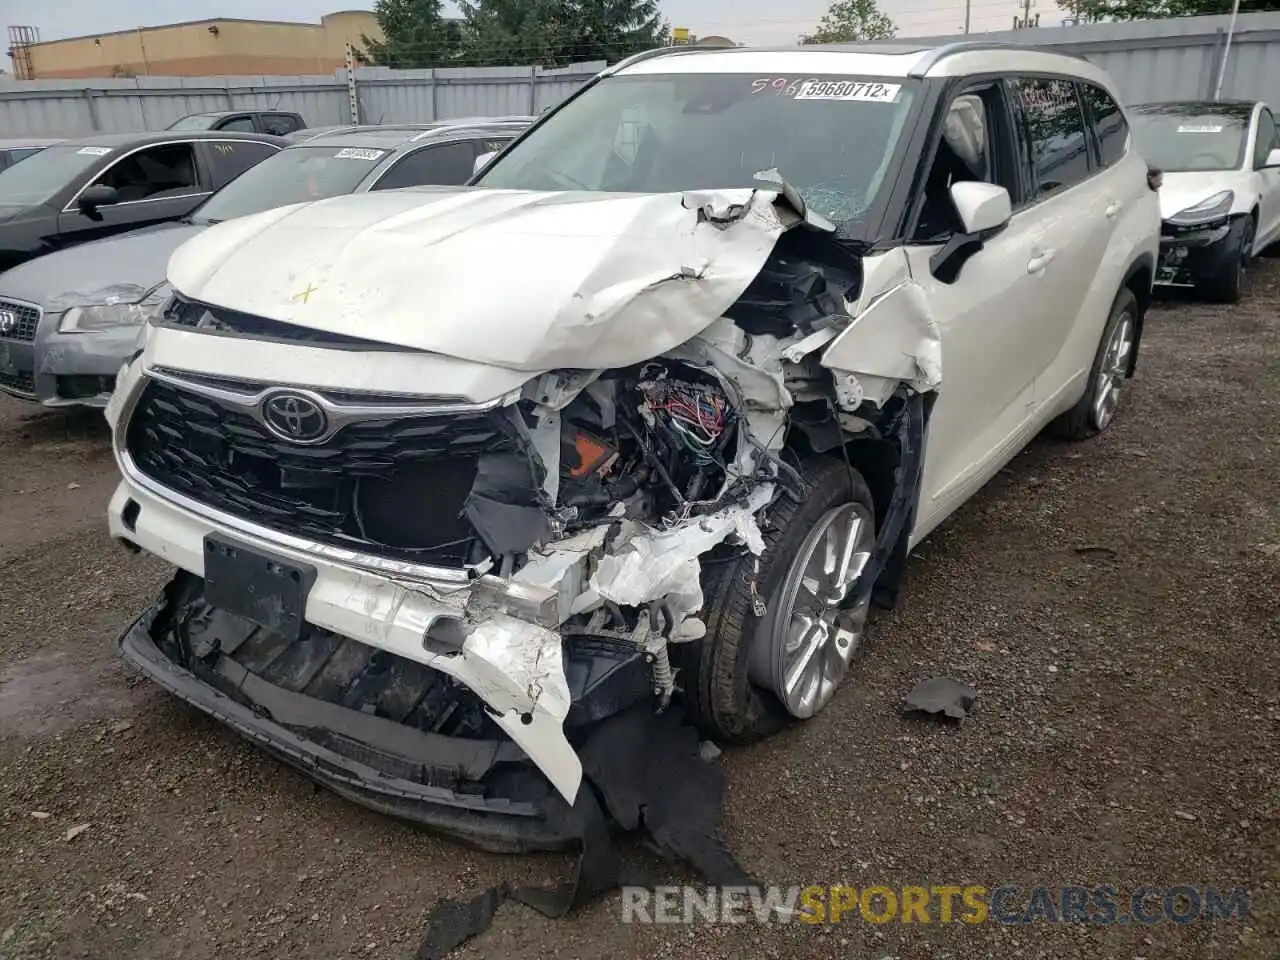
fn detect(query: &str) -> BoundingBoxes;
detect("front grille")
[0,369,35,396]
[0,299,41,343]
[125,379,515,565]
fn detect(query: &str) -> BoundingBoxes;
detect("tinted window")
[1129,104,1250,172]
[478,73,919,230]
[0,145,107,205]
[216,116,256,132]
[206,140,280,187]
[1012,78,1091,199]
[168,114,219,131]
[1253,109,1276,168]
[92,143,201,202]
[262,114,303,136]
[1083,84,1127,168]
[190,144,386,224]
[4,147,44,167]
[373,141,479,190]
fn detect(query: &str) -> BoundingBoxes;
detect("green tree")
[567,0,669,63]
[456,0,568,66]
[361,0,463,68]
[458,0,669,67]
[801,0,897,43]
[1070,0,1280,19]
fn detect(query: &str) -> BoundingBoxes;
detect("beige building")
[9,10,383,79]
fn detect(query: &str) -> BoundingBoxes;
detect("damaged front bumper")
[119,582,586,851]
[109,471,591,806]
[1155,219,1233,287]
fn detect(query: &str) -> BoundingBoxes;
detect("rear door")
[1007,77,1113,382]
[57,141,211,244]
[197,139,282,191]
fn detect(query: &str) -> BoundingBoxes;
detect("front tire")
[677,458,876,743]
[1198,214,1254,304]
[1050,287,1137,441]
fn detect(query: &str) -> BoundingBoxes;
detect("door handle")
[1105,201,1123,219]
[1027,249,1056,274]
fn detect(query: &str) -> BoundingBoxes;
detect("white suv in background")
[104,42,1159,850]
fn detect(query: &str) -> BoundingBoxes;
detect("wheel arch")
[784,388,935,611]
[1121,251,1154,378]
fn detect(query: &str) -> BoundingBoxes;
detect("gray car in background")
[0,117,532,406]
[0,138,63,172]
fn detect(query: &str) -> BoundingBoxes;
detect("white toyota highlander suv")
[104,41,1160,850]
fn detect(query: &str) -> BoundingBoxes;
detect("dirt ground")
[0,264,1277,960]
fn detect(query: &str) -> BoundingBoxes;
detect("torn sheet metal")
[512,526,609,625]
[586,485,773,640]
[165,186,800,372]
[456,614,580,801]
[820,280,942,403]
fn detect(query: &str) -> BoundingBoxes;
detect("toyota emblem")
[0,311,15,335]
[261,391,329,443]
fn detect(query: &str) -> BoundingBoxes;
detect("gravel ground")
[0,265,1277,960]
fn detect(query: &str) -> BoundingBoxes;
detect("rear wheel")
[1050,287,1137,441]
[677,458,876,742]
[1198,214,1254,304]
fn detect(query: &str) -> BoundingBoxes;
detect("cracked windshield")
[478,73,916,229]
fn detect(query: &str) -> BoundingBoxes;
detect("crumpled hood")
[167,186,802,372]
[0,221,203,309]
[1158,170,1249,220]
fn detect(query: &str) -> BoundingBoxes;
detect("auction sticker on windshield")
[1177,123,1226,134]
[795,80,901,102]
[77,146,113,156]
[333,148,385,161]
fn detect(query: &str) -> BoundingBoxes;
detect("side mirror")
[77,184,120,219]
[951,181,1011,234]
[928,182,1012,284]
[473,151,498,177]
[1265,147,1280,168]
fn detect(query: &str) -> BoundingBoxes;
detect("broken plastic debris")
[63,824,90,842]
[903,677,977,721]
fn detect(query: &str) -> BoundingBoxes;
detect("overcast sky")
[0,0,1069,48]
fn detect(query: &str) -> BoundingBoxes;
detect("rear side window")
[262,113,303,136]
[372,140,478,190]
[1011,78,1091,199]
[1253,108,1277,168]
[1082,84,1128,168]
[206,140,280,188]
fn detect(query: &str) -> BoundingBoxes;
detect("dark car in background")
[0,118,532,406]
[0,130,286,273]
[0,138,63,172]
[166,110,307,136]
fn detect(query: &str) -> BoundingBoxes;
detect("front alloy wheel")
[748,502,875,719]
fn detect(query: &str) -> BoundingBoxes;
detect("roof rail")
[602,45,719,77]
[409,117,534,141]
[906,39,1088,77]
